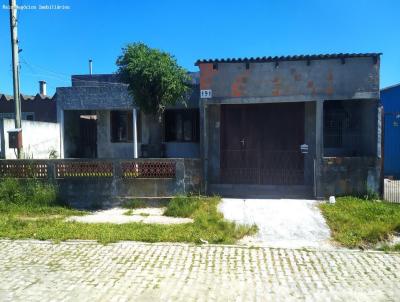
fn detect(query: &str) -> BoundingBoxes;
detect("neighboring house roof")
[0,93,53,101]
[381,83,400,92]
[195,53,381,65]
[2,94,13,101]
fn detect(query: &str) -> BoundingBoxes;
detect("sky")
[0,0,399,96]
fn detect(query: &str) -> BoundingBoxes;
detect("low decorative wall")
[0,158,202,208]
[321,157,382,197]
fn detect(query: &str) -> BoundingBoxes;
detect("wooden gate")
[220,103,305,185]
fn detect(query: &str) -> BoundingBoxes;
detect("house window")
[110,110,141,143]
[165,109,199,142]
[323,100,376,157]
[324,106,347,148]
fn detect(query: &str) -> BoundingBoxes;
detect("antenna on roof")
[89,59,93,75]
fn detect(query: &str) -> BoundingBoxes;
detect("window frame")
[164,109,199,143]
[110,110,141,143]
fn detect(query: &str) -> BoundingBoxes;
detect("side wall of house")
[382,86,400,178]
[0,119,60,159]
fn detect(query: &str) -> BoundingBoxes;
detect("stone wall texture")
[321,157,382,196]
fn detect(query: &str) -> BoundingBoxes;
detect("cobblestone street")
[0,240,399,301]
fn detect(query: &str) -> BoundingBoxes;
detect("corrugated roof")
[195,53,381,65]
[381,83,400,92]
[0,93,53,101]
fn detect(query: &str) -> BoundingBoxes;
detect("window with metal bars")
[323,100,376,157]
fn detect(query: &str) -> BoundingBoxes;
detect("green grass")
[0,179,257,244]
[164,195,202,217]
[123,210,150,217]
[377,243,400,252]
[121,199,146,209]
[319,196,400,249]
[123,209,133,216]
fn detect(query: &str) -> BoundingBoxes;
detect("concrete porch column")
[58,109,65,158]
[201,101,208,193]
[315,100,324,198]
[133,108,138,158]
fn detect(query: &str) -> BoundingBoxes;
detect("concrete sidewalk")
[1,240,399,301]
[219,198,334,249]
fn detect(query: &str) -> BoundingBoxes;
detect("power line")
[20,57,127,87]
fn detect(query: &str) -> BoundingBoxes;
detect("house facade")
[56,73,200,159]
[197,53,382,198]
[381,83,400,179]
[55,53,382,198]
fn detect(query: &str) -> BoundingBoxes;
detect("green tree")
[116,43,191,116]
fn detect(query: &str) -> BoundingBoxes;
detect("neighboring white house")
[0,118,60,159]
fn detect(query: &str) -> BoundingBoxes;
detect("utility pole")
[9,0,22,158]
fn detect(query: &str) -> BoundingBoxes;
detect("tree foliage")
[116,43,191,115]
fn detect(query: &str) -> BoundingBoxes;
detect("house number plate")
[200,89,212,99]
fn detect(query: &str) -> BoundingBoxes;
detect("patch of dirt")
[66,208,193,225]
[17,215,63,221]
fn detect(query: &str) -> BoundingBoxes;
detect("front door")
[220,103,305,185]
[79,115,97,158]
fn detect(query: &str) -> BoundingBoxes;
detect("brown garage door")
[220,103,305,185]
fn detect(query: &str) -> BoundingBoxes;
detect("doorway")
[220,103,305,185]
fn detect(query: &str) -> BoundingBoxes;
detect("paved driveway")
[1,240,400,301]
[219,198,333,249]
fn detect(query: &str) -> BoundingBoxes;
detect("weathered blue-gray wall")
[96,110,139,158]
[198,54,382,198]
[321,157,381,196]
[198,56,379,103]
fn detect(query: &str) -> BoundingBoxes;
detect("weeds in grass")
[0,178,83,218]
[121,199,146,209]
[0,178,57,206]
[0,178,257,244]
[320,196,400,248]
[164,195,201,217]
[123,210,133,216]
[377,243,400,252]
[123,210,150,217]
[0,193,257,244]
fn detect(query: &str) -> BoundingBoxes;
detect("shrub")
[0,178,57,206]
[0,178,23,204]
